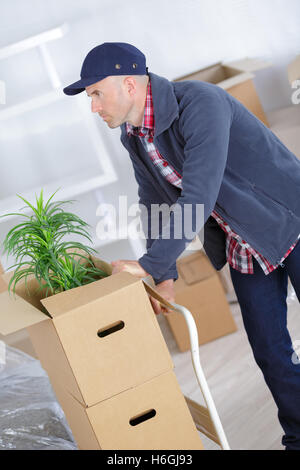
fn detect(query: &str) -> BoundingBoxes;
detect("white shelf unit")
[0,25,117,221]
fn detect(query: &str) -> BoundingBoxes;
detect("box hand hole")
[97,320,125,338]
[129,409,156,426]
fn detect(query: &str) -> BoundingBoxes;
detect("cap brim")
[63,75,108,95]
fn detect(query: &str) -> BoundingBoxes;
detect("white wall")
[2,0,300,108]
[0,0,299,266]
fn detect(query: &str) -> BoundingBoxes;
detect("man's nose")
[91,99,102,113]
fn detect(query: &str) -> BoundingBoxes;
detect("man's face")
[85,76,133,128]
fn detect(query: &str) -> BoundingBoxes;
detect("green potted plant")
[0,188,109,297]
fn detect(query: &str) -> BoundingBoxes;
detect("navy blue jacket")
[120,72,300,284]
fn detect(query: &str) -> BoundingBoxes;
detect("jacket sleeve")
[138,88,232,282]
[130,157,179,285]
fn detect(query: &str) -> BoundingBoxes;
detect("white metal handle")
[169,301,230,450]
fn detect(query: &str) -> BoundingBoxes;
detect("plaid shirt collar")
[125,79,154,142]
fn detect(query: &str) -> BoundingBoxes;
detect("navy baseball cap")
[63,42,147,96]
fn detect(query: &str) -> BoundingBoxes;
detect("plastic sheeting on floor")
[0,345,77,450]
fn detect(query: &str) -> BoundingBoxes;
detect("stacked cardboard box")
[0,260,37,357]
[165,251,237,352]
[174,57,272,127]
[0,256,203,450]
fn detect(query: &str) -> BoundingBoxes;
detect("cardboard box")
[166,252,237,352]
[0,261,37,357]
[0,257,173,407]
[174,57,272,127]
[0,255,204,449]
[51,371,203,450]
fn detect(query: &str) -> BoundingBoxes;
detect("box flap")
[217,71,255,89]
[174,62,254,89]
[0,269,53,311]
[223,57,272,73]
[288,55,300,84]
[90,255,113,275]
[40,271,141,317]
[0,291,49,335]
[142,280,177,312]
[173,62,223,82]
[71,250,113,276]
[177,251,215,285]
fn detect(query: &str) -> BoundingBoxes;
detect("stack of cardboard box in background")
[0,256,203,450]
[174,57,272,127]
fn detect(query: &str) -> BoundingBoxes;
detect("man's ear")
[124,76,137,97]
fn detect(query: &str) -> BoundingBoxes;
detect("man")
[64,42,300,450]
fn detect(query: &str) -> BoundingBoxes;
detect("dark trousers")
[229,240,300,450]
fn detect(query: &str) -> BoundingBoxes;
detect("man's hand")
[148,279,175,316]
[110,260,175,315]
[110,259,149,278]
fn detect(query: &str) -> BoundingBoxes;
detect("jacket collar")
[121,72,179,141]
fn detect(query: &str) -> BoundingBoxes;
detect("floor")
[156,104,300,450]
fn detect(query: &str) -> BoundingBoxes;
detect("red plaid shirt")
[126,81,299,275]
